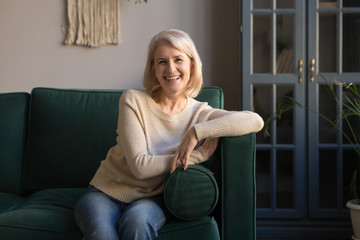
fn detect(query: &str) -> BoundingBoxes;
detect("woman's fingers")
[170,136,219,174]
[170,127,199,173]
[170,138,220,174]
[182,151,191,170]
[170,152,184,173]
[170,147,191,173]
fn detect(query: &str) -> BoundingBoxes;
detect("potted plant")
[264,75,360,238]
[340,82,360,239]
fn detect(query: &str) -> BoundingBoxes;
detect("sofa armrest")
[221,133,256,240]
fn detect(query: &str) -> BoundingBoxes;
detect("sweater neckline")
[145,91,193,121]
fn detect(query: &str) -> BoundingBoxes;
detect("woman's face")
[153,41,192,97]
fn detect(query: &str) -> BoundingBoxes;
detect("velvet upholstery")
[0,87,256,240]
[0,92,29,195]
[164,165,219,220]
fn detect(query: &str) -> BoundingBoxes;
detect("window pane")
[276,86,294,144]
[344,0,360,7]
[342,84,360,144]
[253,15,271,73]
[254,0,271,9]
[319,150,338,208]
[277,0,293,9]
[319,84,337,143]
[253,85,272,144]
[319,13,337,72]
[257,150,272,208]
[319,0,337,8]
[343,13,360,72]
[276,150,294,208]
[276,14,294,73]
[343,150,358,205]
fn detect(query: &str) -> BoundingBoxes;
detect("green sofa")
[0,86,256,240]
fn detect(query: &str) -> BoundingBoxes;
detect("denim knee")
[74,186,124,240]
[117,198,167,240]
[75,187,167,240]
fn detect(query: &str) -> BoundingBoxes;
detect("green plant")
[264,74,360,199]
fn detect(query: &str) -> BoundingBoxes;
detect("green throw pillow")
[163,164,219,220]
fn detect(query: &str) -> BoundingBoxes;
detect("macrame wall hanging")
[65,0,120,48]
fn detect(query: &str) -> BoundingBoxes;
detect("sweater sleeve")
[193,107,264,141]
[188,147,209,165]
[116,91,172,180]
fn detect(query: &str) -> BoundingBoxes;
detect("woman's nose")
[167,61,176,72]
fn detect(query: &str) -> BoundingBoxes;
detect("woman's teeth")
[166,76,180,81]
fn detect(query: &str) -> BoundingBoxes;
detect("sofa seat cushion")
[0,193,24,213]
[0,188,219,240]
[157,217,220,240]
[0,188,84,240]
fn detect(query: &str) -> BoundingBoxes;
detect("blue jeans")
[74,185,168,240]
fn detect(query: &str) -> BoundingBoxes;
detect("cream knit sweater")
[90,89,263,203]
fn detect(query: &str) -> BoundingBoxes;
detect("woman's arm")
[171,107,263,172]
[194,109,264,141]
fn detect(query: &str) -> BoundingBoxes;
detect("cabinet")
[242,0,360,238]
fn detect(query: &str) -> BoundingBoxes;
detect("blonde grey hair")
[143,29,203,98]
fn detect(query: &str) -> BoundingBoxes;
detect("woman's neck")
[152,90,188,115]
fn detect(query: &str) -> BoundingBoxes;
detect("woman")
[74,29,263,240]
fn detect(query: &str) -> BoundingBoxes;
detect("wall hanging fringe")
[65,0,120,47]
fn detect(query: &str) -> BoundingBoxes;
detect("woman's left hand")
[170,127,198,173]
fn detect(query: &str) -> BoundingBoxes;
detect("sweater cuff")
[189,147,208,165]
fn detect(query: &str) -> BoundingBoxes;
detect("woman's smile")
[165,76,181,81]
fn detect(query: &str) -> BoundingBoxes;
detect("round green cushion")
[163,164,219,220]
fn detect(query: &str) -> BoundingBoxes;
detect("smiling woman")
[73,29,264,240]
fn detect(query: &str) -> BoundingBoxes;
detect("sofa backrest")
[23,87,223,192]
[0,92,29,195]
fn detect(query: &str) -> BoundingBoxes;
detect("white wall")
[0,0,240,110]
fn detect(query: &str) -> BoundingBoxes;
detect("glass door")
[308,0,360,219]
[242,0,306,219]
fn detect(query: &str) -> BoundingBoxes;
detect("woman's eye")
[159,60,167,65]
[176,58,183,62]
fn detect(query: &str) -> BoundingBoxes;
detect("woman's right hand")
[170,127,198,173]
[170,135,219,174]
